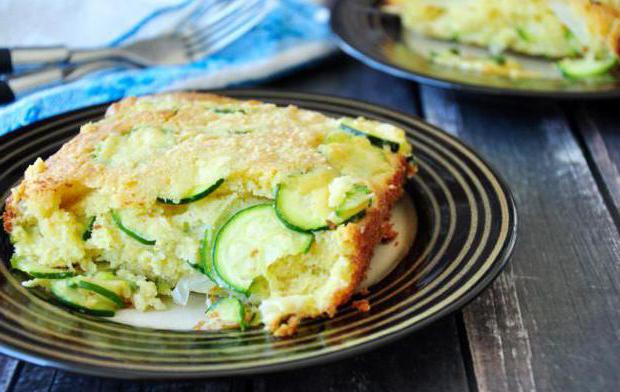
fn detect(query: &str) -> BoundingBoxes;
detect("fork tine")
[181,0,251,36]
[187,1,272,60]
[173,0,218,31]
[183,0,265,49]
[186,6,263,56]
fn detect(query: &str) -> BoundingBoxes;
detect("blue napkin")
[0,0,334,136]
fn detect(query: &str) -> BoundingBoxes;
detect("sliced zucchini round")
[93,271,139,292]
[76,280,125,307]
[205,297,247,330]
[340,121,401,153]
[247,276,270,302]
[111,211,156,246]
[50,279,117,317]
[157,178,224,205]
[11,257,75,279]
[557,56,617,80]
[336,184,373,220]
[199,228,217,282]
[276,169,375,231]
[212,204,313,293]
[82,216,96,241]
[72,275,133,307]
[275,168,339,232]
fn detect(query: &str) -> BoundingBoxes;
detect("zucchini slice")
[111,211,156,246]
[199,228,217,282]
[82,216,96,241]
[247,276,270,302]
[50,279,117,317]
[212,204,313,293]
[72,275,134,307]
[75,280,125,307]
[205,297,247,330]
[336,184,373,220]
[93,271,139,291]
[157,178,224,205]
[557,57,617,80]
[340,121,401,153]
[275,168,339,232]
[11,257,75,279]
[276,169,375,231]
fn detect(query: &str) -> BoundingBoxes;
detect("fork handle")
[0,67,65,104]
[0,80,15,103]
[0,46,70,73]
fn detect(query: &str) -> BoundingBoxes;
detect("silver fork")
[1,0,272,70]
[0,0,274,103]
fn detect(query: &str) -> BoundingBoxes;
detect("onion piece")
[171,273,216,306]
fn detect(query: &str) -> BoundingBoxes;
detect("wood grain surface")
[420,87,620,392]
[2,56,619,392]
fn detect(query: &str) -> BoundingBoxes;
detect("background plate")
[330,0,620,98]
[0,90,517,379]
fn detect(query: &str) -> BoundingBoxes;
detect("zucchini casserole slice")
[2,93,414,336]
[385,0,620,79]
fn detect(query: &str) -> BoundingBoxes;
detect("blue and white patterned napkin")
[0,0,334,136]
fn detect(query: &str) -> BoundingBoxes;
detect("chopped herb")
[82,216,96,241]
[213,108,246,114]
[187,260,207,274]
[228,129,253,135]
[516,27,530,41]
[449,47,460,55]
[492,55,507,65]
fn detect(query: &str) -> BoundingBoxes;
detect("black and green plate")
[0,90,517,378]
[330,0,620,98]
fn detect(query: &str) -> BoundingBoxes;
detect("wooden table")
[1,56,619,391]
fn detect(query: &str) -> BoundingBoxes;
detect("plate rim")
[0,89,518,379]
[329,0,620,99]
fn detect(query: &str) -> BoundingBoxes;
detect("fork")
[1,0,272,71]
[0,0,274,103]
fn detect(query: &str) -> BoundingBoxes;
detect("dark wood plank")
[267,55,421,116]
[11,365,245,392]
[253,317,469,392]
[0,356,19,391]
[140,378,247,392]
[10,363,56,392]
[47,371,128,392]
[420,86,620,391]
[571,101,620,222]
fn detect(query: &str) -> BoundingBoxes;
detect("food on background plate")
[384,0,620,80]
[3,93,415,336]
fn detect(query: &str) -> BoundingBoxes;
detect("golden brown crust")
[579,0,620,56]
[331,155,408,311]
[2,195,15,233]
[352,299,371,312]
[272,155,409,337]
